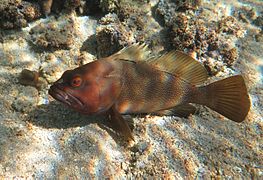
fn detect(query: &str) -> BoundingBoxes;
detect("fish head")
[49,60,122,115]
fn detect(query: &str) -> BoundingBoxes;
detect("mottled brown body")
[49,44,251,140]
[115,61,190,114]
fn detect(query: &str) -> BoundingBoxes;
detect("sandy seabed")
[0,0,262,179]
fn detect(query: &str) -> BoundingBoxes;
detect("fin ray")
[109,43,151,62]
[149,51,208,85]
[108,106,134,141]
[197,75,250,122]
[109,45,208,85]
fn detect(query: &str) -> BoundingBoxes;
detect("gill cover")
[49,60,123,114]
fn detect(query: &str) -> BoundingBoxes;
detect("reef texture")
[0,0,262,179]
[0,0,42,29]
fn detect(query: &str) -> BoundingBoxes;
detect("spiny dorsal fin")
[148,51,208,85]
[109,43,151,62]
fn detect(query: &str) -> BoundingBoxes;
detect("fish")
[48,44,251,140]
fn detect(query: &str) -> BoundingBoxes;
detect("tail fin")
[197,75,250,122]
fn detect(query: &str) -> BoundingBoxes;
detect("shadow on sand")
[27,101,133,143]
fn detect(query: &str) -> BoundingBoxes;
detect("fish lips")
[49,85,85,110]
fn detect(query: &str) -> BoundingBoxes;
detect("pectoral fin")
[108,106,134,141]
[155,104,197,118]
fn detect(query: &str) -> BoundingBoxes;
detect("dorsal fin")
[148,51,208,85]
[109,43,151,62]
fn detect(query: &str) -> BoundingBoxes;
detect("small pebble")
[19,69,47,90]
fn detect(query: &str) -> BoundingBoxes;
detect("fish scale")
[116,61,187,114]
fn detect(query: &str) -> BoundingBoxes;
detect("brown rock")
[0,0,42,29]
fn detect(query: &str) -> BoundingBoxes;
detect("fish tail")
[193,75,250,122]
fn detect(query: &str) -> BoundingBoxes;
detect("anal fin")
[154,104,197,118]
[108,106,134,141]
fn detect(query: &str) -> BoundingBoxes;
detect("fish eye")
[70,76,82,87]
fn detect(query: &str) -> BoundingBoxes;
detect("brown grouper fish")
[49,44,251,140]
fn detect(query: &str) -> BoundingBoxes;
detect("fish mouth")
[49,85,84,109]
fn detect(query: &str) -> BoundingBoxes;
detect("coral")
[169,13,219,54]
[255,30,263,42]
[232,6,257,23]
[96,13,136,58]
[156,0,218,53]
[0,0,41,29]
[40,0,84,15]
[64,0,82,12]
[233,6,257,23]
[217,16,245,37]
[171,0,201,11]
[81,0,101,15]
[155,0,248,75]
[155,0,201,27]
[94,1,155,57]
[253,15,263,28]
[99,0,119,13]
[29,16,76,49]
[21,1,42,21]
[222,48,238,67]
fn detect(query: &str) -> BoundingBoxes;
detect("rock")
[96,13,135,58]
[233,6,257,23]
[29,16,76,49]
[99,0,119,13]
[0,0,42,29]
[217,16,245,37]
[83,0,101,15]
[11,86,39,113]
[253,15,263,28]
[222,48,238,66]
[19,69,48,90]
